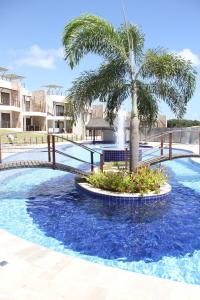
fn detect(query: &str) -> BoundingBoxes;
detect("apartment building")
[0,67,88,138]
[45,84,90,137]
[23,89,46,131]
[0,68,26,130]
[0,67,167,141]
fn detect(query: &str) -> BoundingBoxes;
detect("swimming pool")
[0,144,200,284]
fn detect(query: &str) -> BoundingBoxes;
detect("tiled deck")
[1,229,200,300]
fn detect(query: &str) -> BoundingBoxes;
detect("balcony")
[24,100,46,113]
[0,90,20,108]
[55,111,64,116]
[0,98,20,107]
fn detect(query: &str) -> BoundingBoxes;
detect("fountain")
[115,108,126,149]
[102,107,142,163]
[103,108,129,162]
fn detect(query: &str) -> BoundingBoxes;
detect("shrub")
[86,166,167,195]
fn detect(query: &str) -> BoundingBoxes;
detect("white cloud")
[13,45,64,69]
[177,48,200,66]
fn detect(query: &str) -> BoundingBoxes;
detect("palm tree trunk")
[129,82,139,172]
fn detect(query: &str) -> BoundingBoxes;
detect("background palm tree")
[63,15,196,171]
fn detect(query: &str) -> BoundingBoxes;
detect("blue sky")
[1,0,199,119]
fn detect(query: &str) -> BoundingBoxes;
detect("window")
[1,113,10,128]
[55,105,64,116]
[0,92,10,105]
[25,101,30,111]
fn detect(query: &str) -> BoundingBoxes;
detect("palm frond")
[63,14,126,68]
[148,81,188,117]
[104,85,130,124]
[137,82,159,128]
[118,23,144,65]
[139,49,196,117]
[68,59,128,118]
[140,49,196,97]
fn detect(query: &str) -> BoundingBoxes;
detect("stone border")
[76,179,171,201]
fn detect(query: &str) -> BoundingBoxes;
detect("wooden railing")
[0,134,104,173]
[47,134,104,173]
[141,130,200,165]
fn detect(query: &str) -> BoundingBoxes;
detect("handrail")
[144,130,175,141]
[141,129,200,164]
[55,149,97,166]
[53,134,101,154]
[140,152,200,167]
[48,135,104,173]
[141,144,163,154]
[142,146,167,159]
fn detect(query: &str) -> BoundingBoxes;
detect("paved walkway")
[1,229,200,300]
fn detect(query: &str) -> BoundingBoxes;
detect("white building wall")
[0,76,90,136]
[0,79,23,130]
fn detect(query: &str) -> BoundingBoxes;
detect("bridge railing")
[0,133,104,172]
[48,134,104,172]
[141,130,200,165]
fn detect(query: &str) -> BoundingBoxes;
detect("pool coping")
[1,228,200,300]
[76,180,171,201]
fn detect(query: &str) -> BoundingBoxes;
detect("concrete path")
[1,229,200,300]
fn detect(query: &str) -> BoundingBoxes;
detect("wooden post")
[0,137,2,163]
[160,135,164,156]
[90,152,94,172]
[100,153,104,172]
[125,147,128,170]
[47,135,51,162]
[52,135,56,167]
[169,132,172,160]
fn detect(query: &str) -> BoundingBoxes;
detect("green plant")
[112,161,119,167]
[86,166,167,196]
[63,14,196,172]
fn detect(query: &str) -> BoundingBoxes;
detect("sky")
[1,0,200,119]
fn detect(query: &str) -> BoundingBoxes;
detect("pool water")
[1,144,200,284]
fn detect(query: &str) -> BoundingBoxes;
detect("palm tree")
[63,15,196,172]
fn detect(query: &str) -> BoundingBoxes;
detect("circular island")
[76,179,171,202]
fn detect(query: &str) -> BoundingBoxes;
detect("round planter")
[76,178,171,202]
